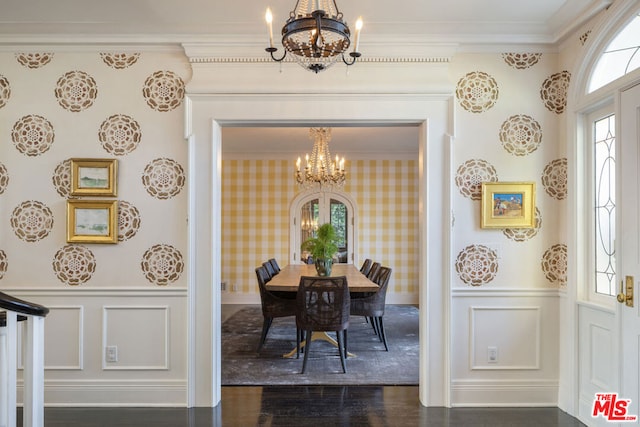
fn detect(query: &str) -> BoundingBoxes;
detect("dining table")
[265,263,378,358]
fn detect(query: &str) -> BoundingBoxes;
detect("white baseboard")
[221,293,260,304]
[385,294,418,304]
[451,380,559,407]
[24,380,187,407]
[578,395,608,427]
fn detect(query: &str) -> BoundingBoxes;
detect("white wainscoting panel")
[8,289,188,406]
[43,307,84,370]
[451,289,559,406]
[17,306,84,371]
[470,306,541,370]
[102,306,170,370]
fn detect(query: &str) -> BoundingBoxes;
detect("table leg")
[282,331,356,358]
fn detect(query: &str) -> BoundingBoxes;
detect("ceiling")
[0,0,608,154]
[0,0,606,44]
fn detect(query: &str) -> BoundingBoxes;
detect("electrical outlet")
[221,282,227,291]
[106,345,118,362]
[487,346,498,363]
[232,284,238,292]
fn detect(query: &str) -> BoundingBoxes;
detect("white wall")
[0,28,594,407]
[0,48,190,405]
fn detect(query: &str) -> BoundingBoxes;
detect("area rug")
[222,305,419,385]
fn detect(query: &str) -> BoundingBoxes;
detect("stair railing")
[0,292,49,427]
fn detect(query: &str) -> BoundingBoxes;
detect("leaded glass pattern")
[589,13,640,92]
[594,114,616,296]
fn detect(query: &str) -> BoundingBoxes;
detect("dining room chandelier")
[265,0,362,73]
[295,128,346,189]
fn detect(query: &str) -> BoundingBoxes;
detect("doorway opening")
[219,125,421,386]
[185,92,452,407]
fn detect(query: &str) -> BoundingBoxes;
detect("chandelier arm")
[266,47,287,62]
[342,51,361,66]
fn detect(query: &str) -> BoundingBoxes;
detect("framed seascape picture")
[70,158,118,197]
[67,200,118,243]
[481,182,536,229]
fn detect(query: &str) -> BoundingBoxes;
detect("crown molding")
[183,35,457,66]
[549,0,612,44]
[0,41,184,53]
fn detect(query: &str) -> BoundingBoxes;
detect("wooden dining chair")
[350,266,392,351]
[255,266,297,352]
[262,261,277,280]
[367,262,381,282]
[268,258,281,273]
[296,276,350,374]
[359,258,372,276]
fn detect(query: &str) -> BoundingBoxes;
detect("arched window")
[290,190,357,265]
[589,12,640,92]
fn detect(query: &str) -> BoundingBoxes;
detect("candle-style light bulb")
[296,157,301,171]
[265,8,274,48]
[353,17,363,53]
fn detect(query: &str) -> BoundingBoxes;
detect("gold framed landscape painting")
[67,200,118,244]
[481,182,536,229]
[70,158,117,197]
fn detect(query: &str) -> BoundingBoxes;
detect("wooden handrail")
[0,291,49,317]
[0,312,27,326]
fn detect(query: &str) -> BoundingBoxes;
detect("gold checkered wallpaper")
[221,158,419,298]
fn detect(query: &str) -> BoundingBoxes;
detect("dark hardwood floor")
[20,385,586,426]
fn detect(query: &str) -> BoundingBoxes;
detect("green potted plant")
[301,223,339,276]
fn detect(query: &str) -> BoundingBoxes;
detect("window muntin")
[300,199,319,260]
[594,114,616,296]
[589,13,640,92]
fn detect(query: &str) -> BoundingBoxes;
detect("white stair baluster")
[0,311,18,427]
[23,315,45,427]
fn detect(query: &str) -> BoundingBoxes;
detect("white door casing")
[618,81,640,422]
[184,92,452,407]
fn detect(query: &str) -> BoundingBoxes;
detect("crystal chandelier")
[265,0,363,73]
[295,128,346,189]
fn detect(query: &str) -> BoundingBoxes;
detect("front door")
[618,81,640,422]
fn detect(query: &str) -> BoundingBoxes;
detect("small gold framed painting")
[66,199,118,244]
[481,182,536,229]
[70,158,118,197]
